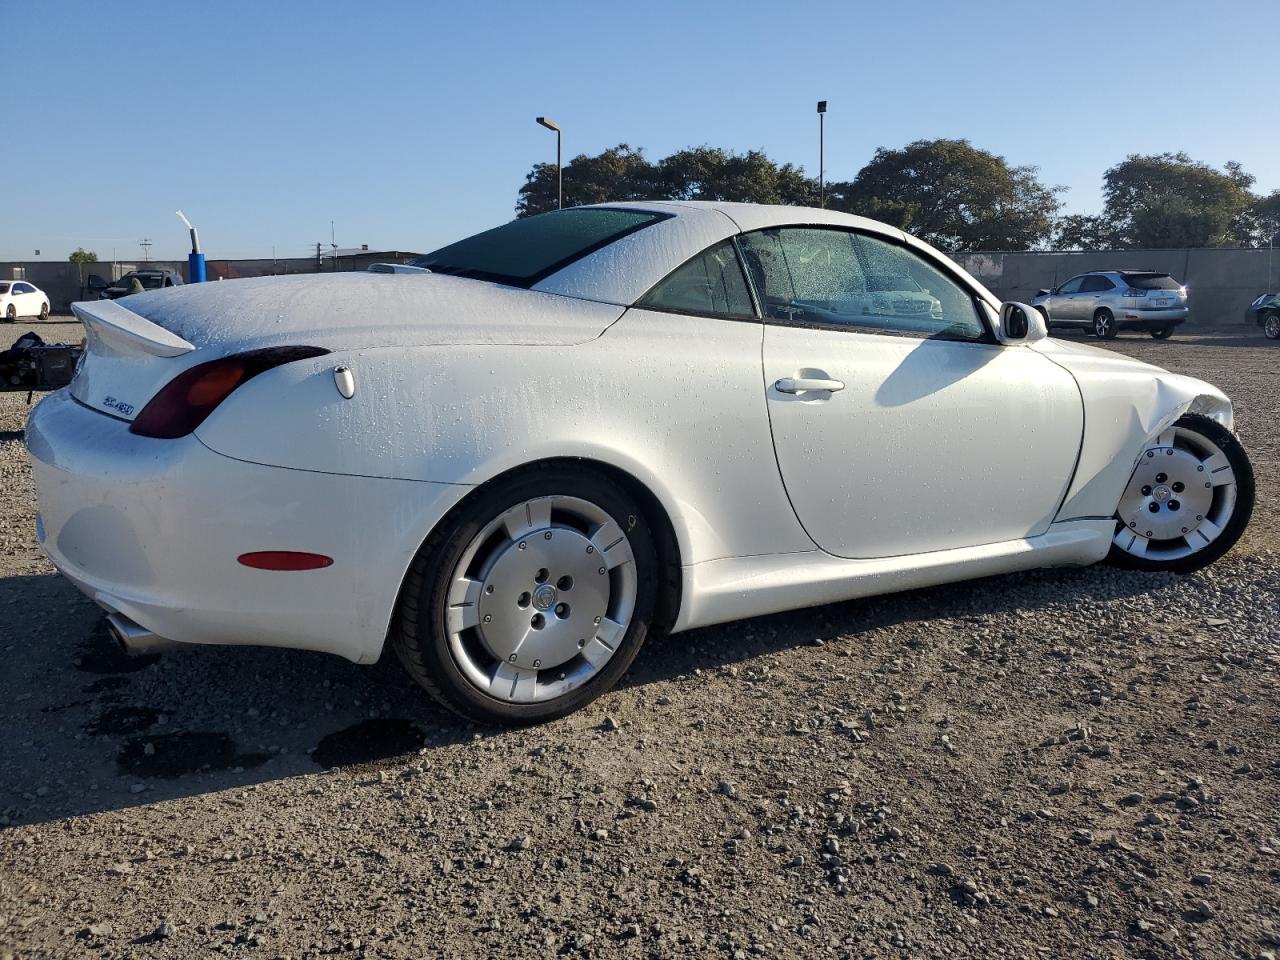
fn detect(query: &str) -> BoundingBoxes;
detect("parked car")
[1032,270,1188,339]
[28,203,1254,725]
[99,268,184,299]
[1,280,51,321]
[1246,292,1280,339]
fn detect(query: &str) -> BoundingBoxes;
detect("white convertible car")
[27,202,1254,723]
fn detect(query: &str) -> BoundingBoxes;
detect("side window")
[637,240,755,318]
[14,283,31,294]
[1080,275,1108,293]
[1057,276,1085,295]
[738,227,985,340]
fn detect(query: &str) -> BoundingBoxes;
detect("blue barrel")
[187,252,207,283]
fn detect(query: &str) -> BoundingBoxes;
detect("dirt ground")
[1,322,1277,959]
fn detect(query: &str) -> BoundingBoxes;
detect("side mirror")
[1037,288,1051,296]
[996,302,1047,344]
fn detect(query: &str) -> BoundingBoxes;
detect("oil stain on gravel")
[313,719,425,769]
[85,705,162,736]
[118,732,269,778]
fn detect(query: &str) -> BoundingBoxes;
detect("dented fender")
[1033,340,1233,521]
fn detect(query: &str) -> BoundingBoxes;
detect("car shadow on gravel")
[0,560,1211,827]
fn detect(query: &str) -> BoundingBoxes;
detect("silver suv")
[1032,270,1188,340]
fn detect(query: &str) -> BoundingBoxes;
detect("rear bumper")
[26,390,468,663]
[1116,307,1188,330]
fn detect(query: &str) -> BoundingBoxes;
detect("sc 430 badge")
[103,396,135,416]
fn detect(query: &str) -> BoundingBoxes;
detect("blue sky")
[6,0,1277,261]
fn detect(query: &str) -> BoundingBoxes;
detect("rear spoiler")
[70,299,195,358]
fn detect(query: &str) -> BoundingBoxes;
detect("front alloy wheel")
[1109,414,1254,573]
[1150,326,1174,340]
[394,466,657,724]
[4,304,14,322]
[1263,313,1280,340]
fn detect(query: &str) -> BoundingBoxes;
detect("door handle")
[774,376,845,394]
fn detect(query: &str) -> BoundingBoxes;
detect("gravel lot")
[1,322,1277,959]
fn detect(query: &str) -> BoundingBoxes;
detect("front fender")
[1055,361,1233,521]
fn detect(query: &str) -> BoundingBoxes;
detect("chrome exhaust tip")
[105,612,177,655]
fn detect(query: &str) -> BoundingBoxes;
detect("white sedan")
[2,280,51,321]
[26,203,1255,724]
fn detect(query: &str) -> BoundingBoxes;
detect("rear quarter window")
[414,208,670,287]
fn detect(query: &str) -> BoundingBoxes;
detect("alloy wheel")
[1113,424,1239,562]
[444,495,637,704]
[1265,314,1280,340]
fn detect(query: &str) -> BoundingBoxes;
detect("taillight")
[1124,287,1148,298]
[129,345,329,438]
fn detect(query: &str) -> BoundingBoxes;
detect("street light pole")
[816,101,827,209]
[536,117,562,210]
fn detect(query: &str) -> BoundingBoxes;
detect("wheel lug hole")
[534,568,549,584]
[1155,472,1167,484]
[1171,482,1184,493]
[557,575,574,591]
[1140,485,1152,496]
[1168,500,1180,511]
[544,531,553,540]
[1147,503,1160,513]
[554,602,570,619]
[517,592,531,608]
[530,613,545,630]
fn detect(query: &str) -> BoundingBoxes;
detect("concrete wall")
[953,248,1277,330]
[2,257,334,311]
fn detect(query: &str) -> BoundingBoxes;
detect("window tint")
[638,240,755,317]
[1080,275,1113,292]
[15,282,34,293]
[414,207,669,287]
[737,227,984,340]
[1057,276,1085,294]
[1122,272,1181,290]
[0,284,9,294]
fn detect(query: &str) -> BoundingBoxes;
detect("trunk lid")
[68,272,623,421]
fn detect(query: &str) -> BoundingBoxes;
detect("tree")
[1053,214,1121,251]
[515,144,815,217]
[824,139,1061,251]
[516,144,660,217]
[1099,153,1255,248]
[659,147,815,206]
[68,248,98,263]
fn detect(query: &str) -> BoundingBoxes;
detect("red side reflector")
[237,551,334,571]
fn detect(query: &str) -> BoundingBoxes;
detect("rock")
[718,781,738,799]
[590,828,608,841]
[601,715,621,732]
[1072,829,1094,845]
[509,836,531,851]
[154,921,176,940]
[1118,792,1145,807]
[1191,872,1212,886]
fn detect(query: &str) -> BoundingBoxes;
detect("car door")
[1046,274,1086,323]
[745,226,1084,560]
[13,282,36,316]
[1079,274,1113,316]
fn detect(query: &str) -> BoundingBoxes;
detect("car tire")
[393,463,659,725]
[1093,309,1117,339]
[4,304,14,323]
[1150,326,1174,339]
[1263,312,1280,340]
[1107,413,1255,575]
[39,301,49,321]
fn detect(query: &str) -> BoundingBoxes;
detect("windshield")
[1122,272,1181,290]
[413,208,670,287]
